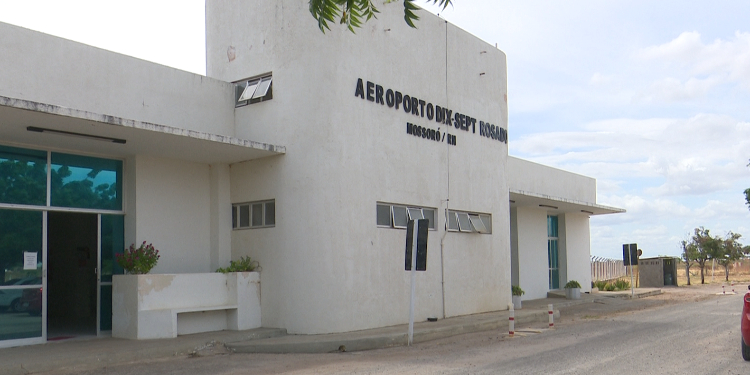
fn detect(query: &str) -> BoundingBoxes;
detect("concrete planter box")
[565,287,581,300]
[512,295,522,309]
[112,272,261,339]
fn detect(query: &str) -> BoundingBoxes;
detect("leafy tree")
[716,232,747,282]
[681,238,698,286]
[690,227,722,284]
[309,0,453,32]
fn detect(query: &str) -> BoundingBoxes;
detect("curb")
[227,309,558,354]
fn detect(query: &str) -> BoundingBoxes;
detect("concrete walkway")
[0,288,661,375]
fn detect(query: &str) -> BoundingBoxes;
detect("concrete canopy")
[0,96,285,164]
[509,189,625,216]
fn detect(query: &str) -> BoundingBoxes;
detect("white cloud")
[635,31,750,100]
[638,31,705,62]
[636,76,720,102]
[589,72,613,85]
[512,114,750,197]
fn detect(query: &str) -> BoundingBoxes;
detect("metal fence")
[591,256,627,282]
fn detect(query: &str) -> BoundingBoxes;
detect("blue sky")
[2,1,748,260]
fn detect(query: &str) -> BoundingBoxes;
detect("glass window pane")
[100,285,113,331]
[0,209,43,282]
[547,215,558,238]
[235,84,247,105]
[239,205,250,227]
[423,208,436,229]
[101,214,124,283]
[0,209,43,341]
[407,208,424,220]
[548,239,559,268]
[376,204,391,226]
[392,206,407,228]
[549,269,560,289]
[232,206,237,228]
[251,203,263,227]
[264,201,275,226]
[447,211,458,231]
[0,286,43,340]
[480,214,491,234]
[253,77,272,99]
[457,212,473,232]
[238,79,260,101]
[469,214,487,233]
[0,145,47,206]
[50,152,122,210]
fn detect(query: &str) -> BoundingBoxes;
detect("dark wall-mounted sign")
[355,78,507,145]
[622,243,639,266]
[405,219,428,271]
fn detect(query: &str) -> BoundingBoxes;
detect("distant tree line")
[681,227,749,285]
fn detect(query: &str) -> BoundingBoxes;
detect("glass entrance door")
[547,215,559,290]
[99,214,123,333]
[0,144,125,346]
[0,209,44,347]
[47,212,98,339]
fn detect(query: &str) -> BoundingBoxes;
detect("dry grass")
[675,262,750,285]
[610,261,750,287]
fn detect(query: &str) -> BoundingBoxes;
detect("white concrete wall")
[514,207,550,300]
[129,155,212,273]
[510,208,520,287]
[213,0,510,334]
[112,272,261,339]
[209,163,232,271]
[0,21,235,136]
[562,213,592,292]
[507,157,596,202]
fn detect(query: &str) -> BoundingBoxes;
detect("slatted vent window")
[377,203,436,230]
[235,75,273,107]
[232,200,275,229]
[446,210,491,234]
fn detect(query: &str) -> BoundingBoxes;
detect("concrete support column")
[209,163,232,271]
[124,155,138,247]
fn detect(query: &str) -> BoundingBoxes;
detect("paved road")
[56,291,749,375]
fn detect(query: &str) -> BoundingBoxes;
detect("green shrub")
[512,285,525,296]
[604,283,616,291]
[216,256,260,273]
[594,280,608,290]
[613,279,630,290]
[564,280,581,289]
[116,241,160,275]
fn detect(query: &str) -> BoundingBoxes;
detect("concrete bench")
[113,273,261,340]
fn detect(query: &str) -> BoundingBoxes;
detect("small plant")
[594,280,608,290]
[604,283,616,291]
[216,256,260,273]
[564,280,582,289]
[116,241,160,275]
[511,285,525,296]
[613,279,630,290]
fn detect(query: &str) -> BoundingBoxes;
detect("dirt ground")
[55,282,747,375]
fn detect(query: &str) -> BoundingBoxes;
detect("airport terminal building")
[0,1,622,347]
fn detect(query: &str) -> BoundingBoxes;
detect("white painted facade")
[0,0,622,346]
[112,272,261,339]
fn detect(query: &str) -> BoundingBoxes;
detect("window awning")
[0,96,285,164]
[510,189,625,216]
